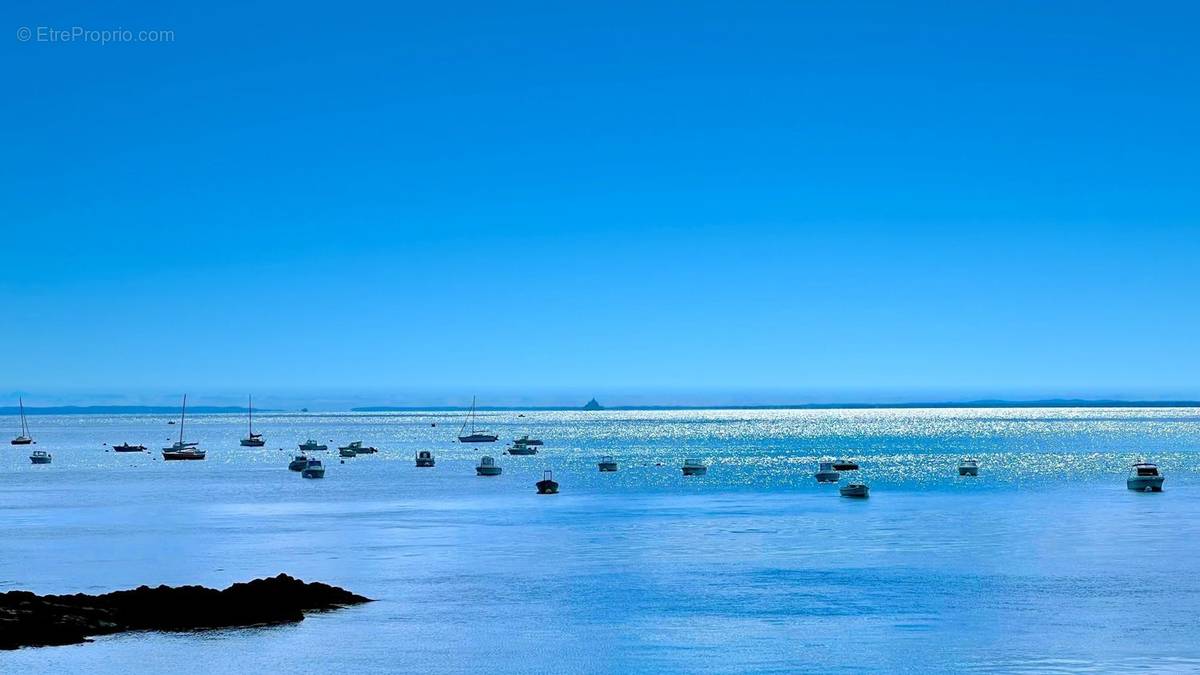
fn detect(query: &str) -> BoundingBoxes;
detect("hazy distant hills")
[0,406,269,415]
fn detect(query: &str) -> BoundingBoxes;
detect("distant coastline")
[3,399,1198,415]
[0,406,273,415]
[351,399,1200,412]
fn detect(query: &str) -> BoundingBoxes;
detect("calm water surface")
[2,408,1200,673]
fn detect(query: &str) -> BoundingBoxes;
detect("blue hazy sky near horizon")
[3,1,1200,408]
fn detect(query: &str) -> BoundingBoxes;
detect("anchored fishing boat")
[598,455,618,472]
[815,461,840,483]
[958,458,980,476]
[476,455,502,476]
[1127,461,1164,492]
[112,443,146,453]
[506,440,538,455]
[288,454,309,471]
[29,450,52,465]
[298,439,328,452]
[536,470,559,494]
[338,441,376,457]
[415,450,435,467]
[301,458,326,479]
[840,483,870,498]
[682,459,707,476]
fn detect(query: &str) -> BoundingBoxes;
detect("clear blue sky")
[3,2,1199,406]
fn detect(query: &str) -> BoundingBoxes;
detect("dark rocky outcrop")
[0,574,370,650]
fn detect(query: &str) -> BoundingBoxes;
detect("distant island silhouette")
[583,398,604,410]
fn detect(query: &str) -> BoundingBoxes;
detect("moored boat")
[457,396,498,443]
[299,439,328,452]
[513,435,543,447]
[459,433,499,443]
[162,442,206,460]
[958,458,980,476]
[112,442,146,452]
[536,470,559,494]
[11,397,33,445]
[598,455,618,472]
[815,461,840,483]
[415,450,435,467]
[832,459,859,471]
[506,441,538,455]
[288,454,309,471]
[162,395,205,460]
[840,483,870,498]
[239,395,265,446]
[682,458,707,476]
[1127,461,1164,492]
[476,455,502,476]
[29,450,52,465]
[338,441,376,457]
[301,458,326,479]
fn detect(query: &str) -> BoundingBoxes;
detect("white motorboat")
[29,450,52,465]
[505,441,538,455]
[958,458,980,476]
[815,461,840,483]
[682,459,707,476]
[301,458,326,479]
[840,483,869,498]
[476,455,502,476]
[1127,461,1164,492]
[597,456,618,472]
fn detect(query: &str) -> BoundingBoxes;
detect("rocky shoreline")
[0,574,370,650]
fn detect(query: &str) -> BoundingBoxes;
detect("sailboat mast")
[19,397,28,436]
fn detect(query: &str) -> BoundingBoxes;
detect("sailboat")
[457,396,498,443]
[162,395,206,460]
[239,394,265,447]
[11,397,33,445]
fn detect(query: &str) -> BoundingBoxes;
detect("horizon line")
[4,398,1200,415]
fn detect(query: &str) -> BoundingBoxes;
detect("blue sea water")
[2,407,1200,673]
